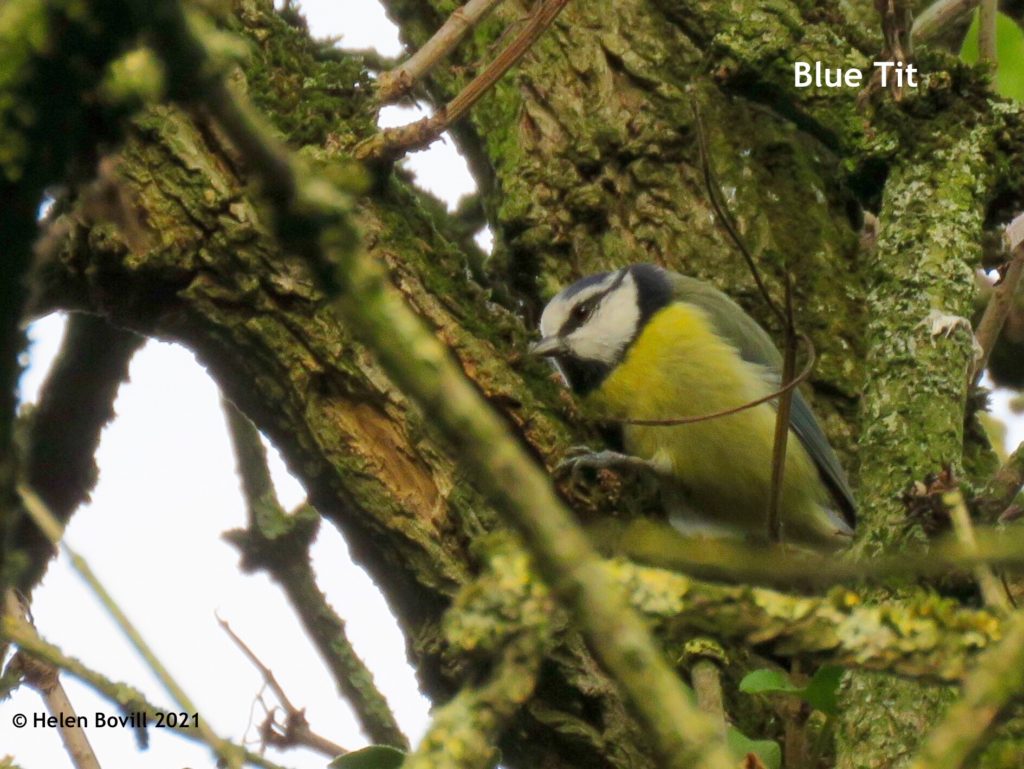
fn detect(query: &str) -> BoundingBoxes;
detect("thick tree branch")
[14,314,141,592]
[840,124,993,765]
[0,0,135,591]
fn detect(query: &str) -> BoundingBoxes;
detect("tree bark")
[11,0,1024,767]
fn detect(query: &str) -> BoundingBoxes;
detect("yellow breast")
[587,303,830,541]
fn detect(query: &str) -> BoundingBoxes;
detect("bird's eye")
[572,301,594,322]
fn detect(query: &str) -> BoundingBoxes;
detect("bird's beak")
[528,336,564,358]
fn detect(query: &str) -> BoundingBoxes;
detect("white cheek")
[568,330,627,364]
[566,281,640,363]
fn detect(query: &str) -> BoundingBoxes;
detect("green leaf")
[328,745,406,769]
[740,666,845,716]
[738,668,802,695]
[960,10,1024,101]
[802,665,844,716]
[727,726,782,769]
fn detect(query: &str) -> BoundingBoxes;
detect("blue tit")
[530,263,855,549]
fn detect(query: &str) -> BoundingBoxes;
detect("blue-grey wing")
[668,271,856,528]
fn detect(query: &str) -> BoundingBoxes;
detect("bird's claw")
[556,448,660,484]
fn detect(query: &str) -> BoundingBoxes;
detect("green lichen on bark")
[856,123,993,554]
[840,115,997,768]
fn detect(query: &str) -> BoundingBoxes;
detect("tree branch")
[376,0,506,104]
[217,617,349,758]
[973,213,1024,383]
[18,486,244,768]
[913,0,982,41]
[222,401,408,750]
[592,519,1024,591]
[0,0,139,609]
[976,440,1024,524]
[0,606,292,769]
[3,590,102,769]
[356,0,570,161]
[404,632,545,769]
[906,611,1024,769]
[14,314,141,592]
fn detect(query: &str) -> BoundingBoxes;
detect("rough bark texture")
[7,0,1024,767]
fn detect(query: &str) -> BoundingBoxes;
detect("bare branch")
[3,591,102,769]
[0,606,292,769]
[221,401,408,750]
[17,485,243,769]
[690,659,727,740]
[218,617,348,759]
[913,0,981,41]
[942,487,1011,609]
[973,213,1024,382]
[356,0,570,161]
[979,0,998,63]
[377,0,505,103]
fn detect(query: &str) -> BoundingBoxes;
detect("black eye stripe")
[554,268,629,338]
[560,296,599,335]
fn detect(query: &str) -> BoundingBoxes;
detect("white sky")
[4,4,1024,768]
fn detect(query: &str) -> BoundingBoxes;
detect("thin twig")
[692,99,786,327]
[356,0,571,161]
[767,277,798,542]
[3,591,102,769]
[942,488,1011,610]
[912,0,981,41]
[972,213,1024,383]
[692,98,802,542]
[979,0,998,63]
[17,485,244,769]
[218,617,348,759]
[906,610,1024,769]
[0,612,292,769]
[377,0,506,103]
[609,332,815,426]
[221,400,408,750]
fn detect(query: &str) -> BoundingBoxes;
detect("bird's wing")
[668,272,857,527]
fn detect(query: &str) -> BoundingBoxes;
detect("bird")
[529,263,855,550]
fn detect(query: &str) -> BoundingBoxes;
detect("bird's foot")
[556,447,662,484]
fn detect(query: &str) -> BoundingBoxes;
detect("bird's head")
[531,264,671,394]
